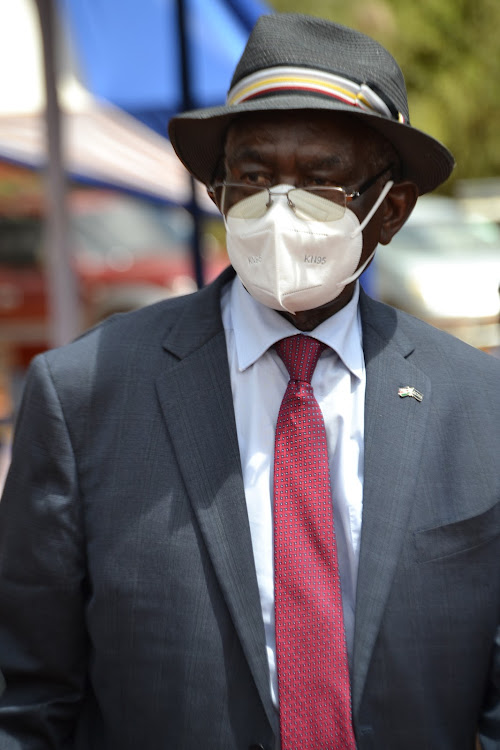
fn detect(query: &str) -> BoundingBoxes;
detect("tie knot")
[275,335,326,383]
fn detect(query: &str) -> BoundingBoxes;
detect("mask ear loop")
[221,184,229,230]
[338,180,394,288]
[352,180,394,237]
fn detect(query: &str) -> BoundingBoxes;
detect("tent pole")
[175,0,204,289]
[35,0,80,347]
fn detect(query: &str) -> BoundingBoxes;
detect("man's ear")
[379,181,419,245]
[207,156,226,211]
[207,187,219,209]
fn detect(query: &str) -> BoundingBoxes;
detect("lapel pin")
[398,386,423,402]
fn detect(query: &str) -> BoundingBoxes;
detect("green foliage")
[265,0,500,189]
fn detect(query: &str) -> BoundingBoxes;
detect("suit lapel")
[352,294,431,719]
[153,278,429,730]
[155,271,276,732]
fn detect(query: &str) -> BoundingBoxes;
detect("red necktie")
[273,334,356,750]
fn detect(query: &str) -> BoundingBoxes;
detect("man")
[0,12,499,750]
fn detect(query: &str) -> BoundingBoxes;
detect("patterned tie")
[273,334,356,750]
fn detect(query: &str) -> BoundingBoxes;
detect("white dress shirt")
[220,276,366,709]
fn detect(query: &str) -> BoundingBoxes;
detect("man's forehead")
[223,110,384,167]
[225,110,382,149]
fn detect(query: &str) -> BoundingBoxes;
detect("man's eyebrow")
[300,155,344,170]
[226,147,267,167]
[224,149,345,171]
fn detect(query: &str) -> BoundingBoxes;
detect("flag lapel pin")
[398,386,423,402]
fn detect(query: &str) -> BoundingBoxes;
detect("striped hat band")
[227,66,405,123]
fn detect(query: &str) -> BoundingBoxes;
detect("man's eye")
[239,172,272,186]
[304,177,339,187]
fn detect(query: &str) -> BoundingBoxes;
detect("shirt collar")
[227,277,364,380]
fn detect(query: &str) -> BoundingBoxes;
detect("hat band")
[227,66,405,122]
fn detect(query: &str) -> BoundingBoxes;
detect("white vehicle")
[374,195,500,353]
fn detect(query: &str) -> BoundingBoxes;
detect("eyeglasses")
[210,165,393,222]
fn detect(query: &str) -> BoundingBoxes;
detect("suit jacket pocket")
[414,500,500,563]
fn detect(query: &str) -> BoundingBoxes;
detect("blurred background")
[1,0,500,490]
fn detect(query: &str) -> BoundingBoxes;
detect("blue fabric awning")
[57,0,270,136]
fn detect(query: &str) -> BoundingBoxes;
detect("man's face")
[220,110,406,329]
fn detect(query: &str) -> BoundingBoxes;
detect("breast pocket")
[414,500,500,564]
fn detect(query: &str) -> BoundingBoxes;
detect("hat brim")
[168,95,455,196]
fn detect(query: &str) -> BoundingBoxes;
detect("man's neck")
[277,281,357,331]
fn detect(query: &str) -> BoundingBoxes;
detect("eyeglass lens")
[220,184,348,221]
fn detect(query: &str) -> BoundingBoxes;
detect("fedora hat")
[168,13,455,195]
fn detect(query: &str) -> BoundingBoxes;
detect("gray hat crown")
[230,14,410,124]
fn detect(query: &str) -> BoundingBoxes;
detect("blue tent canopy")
[57,0,270,136]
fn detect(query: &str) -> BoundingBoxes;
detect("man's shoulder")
[361,293,500,378]
[44,293,191,368]
[35,269,232,389]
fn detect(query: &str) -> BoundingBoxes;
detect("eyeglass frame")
[209,163,395,217]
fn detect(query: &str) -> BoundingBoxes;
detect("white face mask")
[225,180,393,313]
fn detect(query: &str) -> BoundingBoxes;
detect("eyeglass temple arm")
[348,163,395,201]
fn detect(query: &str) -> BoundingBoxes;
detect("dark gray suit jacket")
[0,268,499,749]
